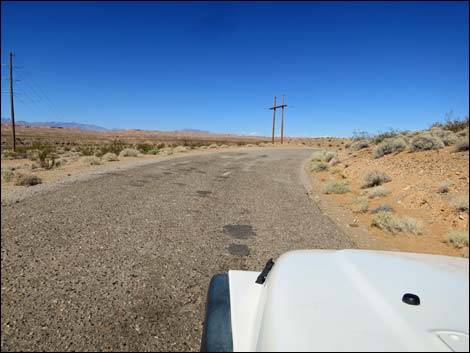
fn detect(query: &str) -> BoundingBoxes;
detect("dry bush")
[220,144,229,148]
[310,161,329,172]
[455,137,469,152]
[350,140,370,151]
[363,186,391,199]
[208,144,218,149]
[429,127,458,146]
[159,147,174,155]
[372,137,408,158]
[14,173,42,186]
[102,152,119,161]
[174,146,190,153]
[445,231,469,249]
[350,197,369,213]
[245,144,255,147]
[410,133,444,151]
[323,178,350,194]
[370,204,394,214]
[329,157,340,166]
[311,150,337,163]
[1,168,14,182]
[362,170,392,188]
[437,181,452,194]
[371,212,423,235]
[452,197,469,212]
[119,148,140,157]
[136,143,153,154]
[82,156,102,165]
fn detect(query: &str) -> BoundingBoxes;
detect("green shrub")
[410,134,444,151]
[99,140,126,155]
[76,145,95,156]
[371,212,423,234]
[136,143,153,154]
[323,178,350,194]
[372,137,408,158]
[1,168,14,182]
[362,170,392,188]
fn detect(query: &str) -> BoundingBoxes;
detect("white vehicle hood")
[229,250,469,352]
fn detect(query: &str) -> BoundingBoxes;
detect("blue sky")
[1,1,468,137]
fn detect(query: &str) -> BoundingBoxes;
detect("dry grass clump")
[311,150,337,163]
[363,186,391,199]
[208,144,218,149]
[323,178,350,194]
[370,204,394,214]
[350,197,369,213]
[371,212,423,235]
[159,147,174,155]
[410,133,444,151]
[437,181,452,194]
[174,146,190,153]
[362,170,392,188]
[82,156,102,165]
[452,197,469,212]
[119,148,140,157]
[310,161,329,172]
[445,231,469,249]
[372,137,408,158]
[1,168,14,182]
[455,137,469,152]
[14,173,42,186]
[102,152,119,162]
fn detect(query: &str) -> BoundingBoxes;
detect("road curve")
[1,148,355,351]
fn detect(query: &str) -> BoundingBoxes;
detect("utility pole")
[271,96,276,144]
[269,95,287,144]
[281,95,285,144]
[9,52,16,151]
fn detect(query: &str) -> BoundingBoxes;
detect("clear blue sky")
[1,1,468,137]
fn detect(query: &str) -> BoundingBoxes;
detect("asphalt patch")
[228,244,250,257]
[223,224,255,239]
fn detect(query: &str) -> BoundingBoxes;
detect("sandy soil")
[307,145,469,258]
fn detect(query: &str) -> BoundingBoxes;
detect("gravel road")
[1,148,355,351]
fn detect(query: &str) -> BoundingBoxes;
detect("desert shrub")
[370,204,394,214]
[1,168,14,182]
[372,137,408,158]
[54,157,68,168]
[159,147,174,155]
[431,115,469,133]
[14,173,42,186]
[220,144,229,148]
[363,186,391,199]
[371,212,423,235]
[311,150,337,163]
[352,130,371,141]
[310,161,329,172]
[136,143,153,154]
[455,137,469,152]
[174,146,190,153]
[148,149,159,155]
[82,156,102,165]
[76,145,95,156]
[323,178,350,194]
[445,231,469,249]
[350,140,370,151]
[102,152,119,162]
[437,181,452,194]
[208,144,218,149]
[362,170,392,188]
[429,127,458,146]
[410,133,444,151]
[329,157,340,166]
[350,197,369,213]
[119,148,140,157]
[372,129,402,144]
[452,197,469,212]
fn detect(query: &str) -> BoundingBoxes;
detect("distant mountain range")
[1,118,216,135]
[1,118,115,132]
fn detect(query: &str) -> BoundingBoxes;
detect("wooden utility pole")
[269,95,287,144]
[281,95,285,144]
[271,96,276,144]
[9,52,16,151]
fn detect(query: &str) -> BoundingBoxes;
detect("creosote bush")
[410,133,444,151]
[362,170,392,188]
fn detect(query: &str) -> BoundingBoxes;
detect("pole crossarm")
[269,104,287,110]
